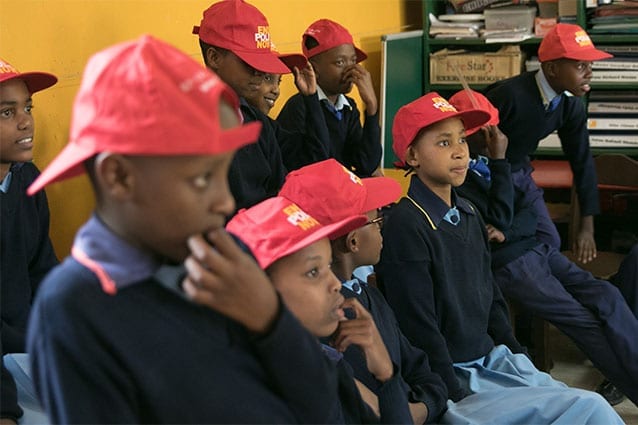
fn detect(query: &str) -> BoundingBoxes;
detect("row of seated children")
[193,0,382,213]
[12,31,621,424]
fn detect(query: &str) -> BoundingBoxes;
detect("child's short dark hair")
[198,39,229,62]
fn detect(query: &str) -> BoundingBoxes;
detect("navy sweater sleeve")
[274,93,332,171]
[341,103,382,177]
[1,338,22,422]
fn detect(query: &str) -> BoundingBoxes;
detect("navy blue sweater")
[277,93,382,177]
[27,258,341,424]
[377,176,524,402]
[484,71,600,216]
[1,162,57,421]
[341,284,448,423]
[458,159,539,270]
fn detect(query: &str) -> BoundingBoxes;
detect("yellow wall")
[1,0,418,256]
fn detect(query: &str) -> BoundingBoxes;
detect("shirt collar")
[0,163,26,193]
[406,175,475,229]
[316,85,351,111]
[341,277,365,295]
[535,68,562,109]
[72,214,160,293]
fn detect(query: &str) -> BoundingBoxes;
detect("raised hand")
[344,64,377,116]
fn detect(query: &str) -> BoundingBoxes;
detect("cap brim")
[564,48,613,62]
[2,72,57,94]
[355,47,367,63]
[362,177,402,212]
[278,53,308,72]
[456,109,492,135]
[233,50,291,74]
[27,141,96,196]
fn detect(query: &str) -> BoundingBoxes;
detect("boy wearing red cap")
[484,23,612,264]
[194,0,330,209]
[0,58,58,425]
[25,35,340,424]
[223,195,412,424]
[452,89,638,407]
[377,92,623,424]
[279,159,449,423]
[277,19,382,178]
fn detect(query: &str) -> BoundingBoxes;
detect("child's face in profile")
[115,101,239,262]
[0,79,34,167]
[310,44,357,97]
[244,73,281,115]
[408,117,469,192]
[548,59,593,97]
[212,50,266,102]
[267,238,345,337]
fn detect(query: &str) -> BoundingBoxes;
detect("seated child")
[277,19,382,177]
[451,89,638,407]
[26,35,340,424]
[377,92,624,424]
[0,57,58,425]
[224,195,412,424]
[194,0,330,208]
[278,158,449,423]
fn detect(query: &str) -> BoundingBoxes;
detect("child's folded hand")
[182,229,279,334]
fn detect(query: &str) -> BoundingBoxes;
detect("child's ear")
[543,61,559,79]
[206,46,223,71]
[405,145,420,169]
[94,153,135,200]
[345,230,359,253]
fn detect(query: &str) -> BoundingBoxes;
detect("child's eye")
[25,105,33,114]
[263,74,273,83]
[335,59,345,67]
[459,137,467,144]
[305,267,319,278]
[192,173,212,189]
[437,139,450,147]
[0,108,15,118]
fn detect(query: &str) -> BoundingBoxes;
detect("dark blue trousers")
[511,166,561,250]
[494,243,638,405]
[613,244,638,320]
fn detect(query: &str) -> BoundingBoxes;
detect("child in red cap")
[453,89,638,407]
[279,158,449,423]
[277,18,382,178]
[0,57,57,425]
[25,35,341,424]
[484,23,613,265]
[377,92,623,424]
[223,195,412,424]
[194,0,330,209]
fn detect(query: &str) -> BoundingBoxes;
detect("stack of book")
[587,90,638,148]
[590,0,638,34]
[428,13,483,39]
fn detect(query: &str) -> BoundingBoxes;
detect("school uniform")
[613,244,638,319]
[323,344,412,424]
[1,162,57,423]
[27,215,340,424]
[377,175,623,424]
[484,70,599,249]
[277,88,382,177]
[458,158,638,405]
[340,280,449,423]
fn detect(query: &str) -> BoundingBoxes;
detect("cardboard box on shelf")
[429,45,523,85]
[558,0,578,17]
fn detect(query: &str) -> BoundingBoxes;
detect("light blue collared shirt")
[535,68,563,110]
[316,85,352,112]
[0,171,12,193]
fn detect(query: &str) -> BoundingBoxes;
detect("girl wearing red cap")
[0,58,57,425]
[377,92,623,424]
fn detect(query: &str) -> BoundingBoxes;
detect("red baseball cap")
[193,0,290,74]
[279,159,401,237]
[302,19,367,62]
[27,34,261,196]
[278,53,309,72]
[0,58,57,94]
[449,89,499,136]
[226,196,367,269]
[538,23,612,62]
[392,92,491,165]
